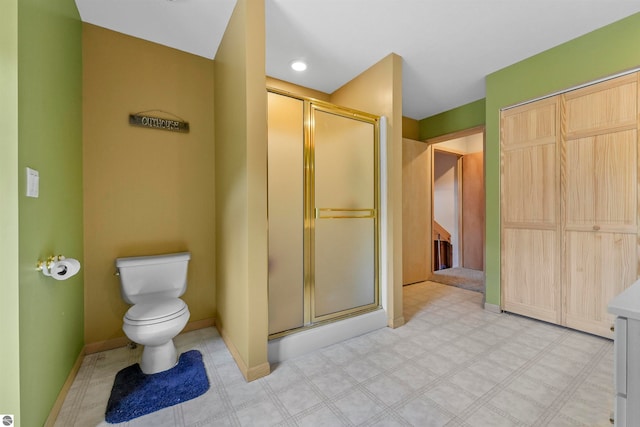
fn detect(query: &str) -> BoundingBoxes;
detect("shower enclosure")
[267,90,381,337]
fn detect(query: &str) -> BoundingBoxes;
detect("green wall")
[484,12,640,306]
[419,12,640,308]
[419,98,485,140]
[0,0,21,423]
[17,0,84,425]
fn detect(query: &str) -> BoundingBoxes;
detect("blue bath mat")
[105,350,210,423]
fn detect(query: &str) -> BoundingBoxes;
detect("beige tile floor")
[55,281,614,426]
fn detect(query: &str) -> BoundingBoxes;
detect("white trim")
[379,116,388,315]
[267,309,387,363]
[502,66,640,111]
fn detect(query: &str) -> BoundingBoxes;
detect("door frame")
[426,125,486,275]
[431,147,463,270]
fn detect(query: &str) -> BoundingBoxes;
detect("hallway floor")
[55,282,614,426]
[428,268,485,294]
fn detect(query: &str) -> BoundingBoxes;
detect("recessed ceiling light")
[290,60,307,72]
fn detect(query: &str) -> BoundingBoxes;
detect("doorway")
[429,128,485,293]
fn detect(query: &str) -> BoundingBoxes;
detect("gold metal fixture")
[36,254,63,271]
[315,208,376,219]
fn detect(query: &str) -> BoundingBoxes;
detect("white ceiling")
[75,0,640,120]
[74,0,237,60]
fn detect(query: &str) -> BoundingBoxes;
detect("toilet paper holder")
[36,254,81,280]
[36,255,63,273]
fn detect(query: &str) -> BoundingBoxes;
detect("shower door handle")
[315,208,376,219]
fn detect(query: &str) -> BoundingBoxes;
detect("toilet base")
[140,340,178,374]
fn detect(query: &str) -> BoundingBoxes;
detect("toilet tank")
[115,252,191,304]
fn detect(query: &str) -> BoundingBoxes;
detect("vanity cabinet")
[609,280,640,427]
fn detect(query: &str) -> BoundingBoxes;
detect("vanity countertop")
[609,279,640,320]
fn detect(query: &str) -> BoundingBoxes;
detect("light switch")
[26,167,39,198]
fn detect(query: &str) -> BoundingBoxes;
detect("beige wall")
[402,116,420,140]
[83,24,216,345]
[331,53,405,328]
[214,0,270,381]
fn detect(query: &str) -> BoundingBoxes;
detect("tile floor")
[55,281,615,426]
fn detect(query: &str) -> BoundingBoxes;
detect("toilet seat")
[124,298,188,326]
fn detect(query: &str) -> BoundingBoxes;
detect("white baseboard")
[268,309,388,364]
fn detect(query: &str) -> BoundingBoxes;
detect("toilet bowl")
[115,252,192,375]
[123,297,190,374]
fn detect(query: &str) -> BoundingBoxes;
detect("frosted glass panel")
[314,111,374,209]
[313,109,376,318]
[314,219,375,316]
[267,93,304,335]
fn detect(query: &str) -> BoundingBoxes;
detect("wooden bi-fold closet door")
[501,72,639,338]
[561,73,639,337]
[501,96,561,325]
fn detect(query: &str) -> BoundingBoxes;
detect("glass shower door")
[267,90,380,337]
[311,106,379,321]
[267,92,304,335]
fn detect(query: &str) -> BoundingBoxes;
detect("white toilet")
[115,252,191,374]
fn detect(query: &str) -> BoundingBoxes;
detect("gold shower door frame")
[268,89,381,338]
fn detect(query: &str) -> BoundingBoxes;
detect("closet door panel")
[564,74,637,139]
[501,97,560,323]
[565,231,636,337]
[501,72,640,338]
[502,101,557,147]
[502,144,556,225]
[502,228,558,323]
[563,73,639,338]
[565,130,637,231]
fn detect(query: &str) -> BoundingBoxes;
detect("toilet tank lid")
[115,252,191,268]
